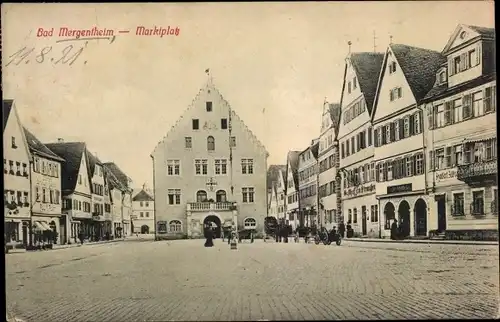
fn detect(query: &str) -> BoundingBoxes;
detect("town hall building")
[151,79,269,239]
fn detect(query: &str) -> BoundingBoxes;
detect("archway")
[398,200,411,238]
[216,190,227,202]
[203,215,221,239]
[415,199,427,236]
[141,225,149,234]
[384,202,395,230]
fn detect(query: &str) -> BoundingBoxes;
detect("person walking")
[339,222,346,238]
[391,219,398,240]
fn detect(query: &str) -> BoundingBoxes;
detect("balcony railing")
[187,202,234,212]
[470,203,485,216]
[457,160,497,182]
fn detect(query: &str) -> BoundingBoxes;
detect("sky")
[2,2,494,189]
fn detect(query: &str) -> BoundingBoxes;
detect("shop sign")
[387,183,412,194]
[344,184,375,197]
[435,169,457,182]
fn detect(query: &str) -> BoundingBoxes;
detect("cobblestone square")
[6,239,499,321]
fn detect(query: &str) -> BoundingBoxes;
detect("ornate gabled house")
[371,43,446,238]
[150,80,269,240]
[3,99,32,246]
[103,162,134,237]
[285,151,301,229]
[103,165,127,237]
[132,185,155,234]
[338,52,384,237]
[24,128,65,245]
[421,24,497,239]
[298,139,320,228]
[45,141,92,244]
[267,165,287,224]
[86,152,108,240]
[317,102,341,230]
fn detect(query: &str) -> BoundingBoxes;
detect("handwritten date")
[6,42,88,67]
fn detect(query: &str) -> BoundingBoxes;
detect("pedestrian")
[78,229,85,245]
[204,224,214,247]
[391,219,398,240]
[346,221,352,238]
[339,222,346,238]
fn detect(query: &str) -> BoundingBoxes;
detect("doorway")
[398,200,411,238]
[203,215,221,239]
[141,225,149,234]
[361,206,367,236]
[22,222,28,247]
[414,199,427,236]
[436,195,447,232]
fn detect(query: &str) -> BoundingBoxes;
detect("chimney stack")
[57,138,64,143]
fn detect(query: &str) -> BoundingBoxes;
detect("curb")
[6,238,127,254]
[345,238,498,246]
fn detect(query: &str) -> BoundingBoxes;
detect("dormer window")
[206,102,213,112]
[389,61,397,74]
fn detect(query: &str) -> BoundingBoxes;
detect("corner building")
[151,80,269,239]
[422,24,497,239]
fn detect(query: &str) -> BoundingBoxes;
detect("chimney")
[57,138,64,143]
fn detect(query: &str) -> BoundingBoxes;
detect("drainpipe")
[28,160,33,247]
[151,155,157,241]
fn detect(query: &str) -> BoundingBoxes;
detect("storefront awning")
[33,221,51,231]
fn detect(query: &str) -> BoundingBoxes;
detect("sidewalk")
[6,237,130,254]
[345,237,498,246]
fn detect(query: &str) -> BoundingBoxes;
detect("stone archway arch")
[397,200,411,238]
[414,198,428,236]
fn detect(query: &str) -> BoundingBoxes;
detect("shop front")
[31,215,60,245]
[342,183,378,237]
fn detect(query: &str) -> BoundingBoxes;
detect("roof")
[287,150,301,188]
[23,127,65,162]
[103,162,131,190]
[132,189,154,202]
[104,166,124,192]
[3,99,13,132]
[45,142,87,193]
[390,44,446,103]
[86,151,102,179]
[350,52,385,114]
[466,25,495,39]
[267,165,287,191]
[311,140,320,159]
[422,73,496,102]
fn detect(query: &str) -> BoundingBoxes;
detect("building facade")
[338,52,384,237]
[132,187,155,234]
[285,151,301,229]
[151,81,269,239]
[372,44,446,238]
[46,142,92,244]
[3,100,32,246]
[422,24,497,238]
[298,140,319,227]
[24,128,65,244]
[317,102,341,230]
[87,152,106,240]
[104,162,134,237]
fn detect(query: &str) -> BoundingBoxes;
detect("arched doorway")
[203,215,221,238]
[216,190,227,202]
[384,202,395,230]
[398,200,411,238]
[415,199,427,236]
[196,190,207,202]
[141,225,149,234]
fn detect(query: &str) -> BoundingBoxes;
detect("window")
[346,140,350,156]
[348,209,352,223]
[389,61,397,74]
[242,187,255,203]
[42,188,47,203]
[387,161,393,181]
[368,127,372,146]
[145,212,149,217]
[452,193,464,215]
[167,189,181,205]
[471,190,484,215]
[453,99,462,123]
[414,112,421,134]
[145,202,149,207]
[11,137,17,148]
[353,208,357,224]
[348,81,352,94]
[169,220,182,232]
[415,154,424,175]
[484,87,494,113]
[206,101,213,112]
[140,201,144,207]
[394,121,400,141]
[353,77,357,89]
[207,136,215,151]
[192,119,199,130]
[216,190,227,202]
[230,136,236,147]
[244,217,257,229]
[196,190,207,202]
[468,49,477,67]
[140,212,144,217]
[241,159,254,174]
[351,137,355,153]
[472,91,483,117]
[463,94,472,119]
[454,56,461,74]
[167,160,181,176]
[435,104,445,127]
[403,117,410,138]
[435,149,445,170]
[194,159,208,175]
[158,222,167,233]
[453,145,463,166]
[385,125,391,144]
[185,137,192,148]
[221,118,228,129]
[215,159,227,175]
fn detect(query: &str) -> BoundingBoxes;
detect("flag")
[205,68,210,74]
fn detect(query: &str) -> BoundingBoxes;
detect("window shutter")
[393,159,399,179]
[375,163,380,182]
[476,44,481,66]
[445,146,452,168]
[429,151,434,170]
[448,57,454,76]
[460,53,467,71]
[450,146,456,167]
[463,94,472,119]
[412,155,417,176]
[383,162,388,180]
[398,118,405,139]
[427,106,434,130]
[390,90,394,102]
[401,157,407,177]
[398,87,402,98]
[419,110,424,133]
[373,128,378,147]
[409,114,415,136]
[381,127,387,145]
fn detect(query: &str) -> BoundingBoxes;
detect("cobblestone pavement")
[6,239,499,321]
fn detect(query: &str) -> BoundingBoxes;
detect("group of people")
[390,219,409,240]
